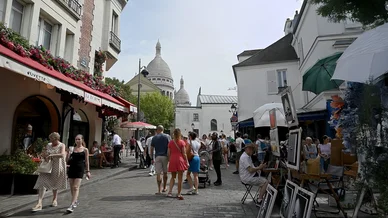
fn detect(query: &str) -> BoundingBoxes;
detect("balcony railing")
[56,0,82,19]
[109,31,121,52]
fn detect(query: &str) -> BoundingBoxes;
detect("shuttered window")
[267,70,278,94]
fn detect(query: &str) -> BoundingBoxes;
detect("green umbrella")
[302,52,344,95]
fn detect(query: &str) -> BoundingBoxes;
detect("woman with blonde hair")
[66,134,91,213]
[167,128,189,200]
[32,132,67,212]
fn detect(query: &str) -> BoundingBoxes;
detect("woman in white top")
[186,132,201,195]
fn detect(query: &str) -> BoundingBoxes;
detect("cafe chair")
[241,182,259,204]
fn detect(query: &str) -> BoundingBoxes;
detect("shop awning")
[237,117,254,128]
[0,45,135,113]
[297,108,326,121]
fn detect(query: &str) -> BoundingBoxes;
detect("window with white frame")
[267,70,278,94]
[298,38,304,63]
[193,113,199,122]
[111,11,118,34]
[37,18,53,50]
[0,0,6,22]
[10,0,24,34]
[277,69,287,88]
[210,119,217,131]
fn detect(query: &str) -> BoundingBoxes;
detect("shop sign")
[26,70,50,83]
[130,105,137,113]
[84,92,102,106]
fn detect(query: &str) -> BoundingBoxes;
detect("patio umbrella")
[120,121,156,129]
[332,23,388,83]
[253,103,287,128]
[302,52,344,95]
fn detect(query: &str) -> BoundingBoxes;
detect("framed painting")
[270,128,280,156]
[257,184,278,218]
[280,86,299,128]
[280,180,299,218]
[289,188,315,218]
[286,128,302,171]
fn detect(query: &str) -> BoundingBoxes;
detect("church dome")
[147,40,173,79]
[175,76,191,106]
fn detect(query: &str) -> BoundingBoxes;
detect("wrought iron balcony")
[56,0,82,19]
[109,31,121,52]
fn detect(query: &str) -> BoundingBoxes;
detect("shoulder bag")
[186,141,194,161]
[37,159,52,173]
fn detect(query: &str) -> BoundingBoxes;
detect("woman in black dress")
[66,134,91,213]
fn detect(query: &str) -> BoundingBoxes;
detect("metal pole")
[135,59,141,164]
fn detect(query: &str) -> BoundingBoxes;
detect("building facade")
[0,0,132,154]
[175,83,237,137]
[233,33,300,124]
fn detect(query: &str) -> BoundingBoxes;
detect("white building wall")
[292,1,363,106]
[3,0,81,66]
[175,107,201,136]
[200,104,235,137]
[236,61,301,121]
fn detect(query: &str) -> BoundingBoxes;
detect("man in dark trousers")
[111,131,122,168]
[209,132,222,186]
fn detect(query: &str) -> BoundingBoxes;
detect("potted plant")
[0,152,13,195]
[0,149,39,195]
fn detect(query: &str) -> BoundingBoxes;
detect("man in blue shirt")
[151,125,171,194]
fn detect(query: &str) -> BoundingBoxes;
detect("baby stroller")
[198,150,211,188]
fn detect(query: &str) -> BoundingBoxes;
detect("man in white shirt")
[239,143,268,205]
[233,132,245,174]
[146,132,156,176]
[111,131,122,168]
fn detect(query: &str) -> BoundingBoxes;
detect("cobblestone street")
[4,166,267,218]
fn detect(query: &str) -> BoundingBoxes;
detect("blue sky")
[108,0,303,104]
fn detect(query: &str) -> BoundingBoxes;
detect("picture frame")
[280,86,299,128]
[280,180,299,218]
[257,184,278,218]
[270,128,280,157]
[286,128,302,171]
[289,187,315,218]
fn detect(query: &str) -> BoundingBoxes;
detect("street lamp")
[137,58,149,139]
[230,103,238,138]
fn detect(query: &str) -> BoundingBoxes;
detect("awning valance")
[237,117,254,128]
[0,45,132,113]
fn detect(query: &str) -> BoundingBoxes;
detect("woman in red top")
[167,128,189,200]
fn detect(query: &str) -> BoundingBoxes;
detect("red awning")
[0,44,136,113]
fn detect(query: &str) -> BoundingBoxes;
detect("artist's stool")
[241,182,259,204]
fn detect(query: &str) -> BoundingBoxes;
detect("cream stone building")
[0,0,133,154]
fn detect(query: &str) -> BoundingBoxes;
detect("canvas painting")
[286,128,302,171]
[257,185,278,218]
[280,180,299,218]
[270,128,280,156]
[280,87,299,128]
[289,188,315,218]
[269,108,277,129]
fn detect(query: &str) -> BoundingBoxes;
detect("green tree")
[105,77,135,102]
[139,92,174,129]
[311,0,388,26]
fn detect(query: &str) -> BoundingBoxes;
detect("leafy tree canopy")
[139,92,174,129]
[311,0,388,26]
[105,77,135,103]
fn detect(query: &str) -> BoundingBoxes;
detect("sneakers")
[233,171,239,174]
[186,189,198,195]
[149,172,155,176]
[73,201,79,208]
[255,199,263,207]
[66,204,76,213]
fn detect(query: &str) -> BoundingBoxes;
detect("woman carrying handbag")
[32,132,67,212]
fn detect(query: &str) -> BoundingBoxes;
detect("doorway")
[12,95,60,153]
[64,109,89,148]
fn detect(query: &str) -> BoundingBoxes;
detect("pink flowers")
[0,24,118,96]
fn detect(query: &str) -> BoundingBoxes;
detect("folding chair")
[311,165,345,216]
[241,182,259,204]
